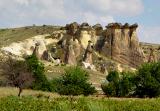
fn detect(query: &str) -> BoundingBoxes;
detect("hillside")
[140,42,160,61]
[0,25,61,47]
[0,24,159,92]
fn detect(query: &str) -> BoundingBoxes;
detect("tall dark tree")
[0,56,34,97]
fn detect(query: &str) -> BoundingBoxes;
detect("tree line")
[0,54,160,98]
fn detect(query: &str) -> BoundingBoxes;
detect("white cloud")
[15,0,30,6]
[1,0,159,44]
[138,26,160,44]
[0,0,144,28]
[85,0,144,16]
[82,12,114,26]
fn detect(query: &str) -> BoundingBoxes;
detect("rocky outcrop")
[78,23,97,49]
[100,23,144,67]
[148,48,157,62]
[83,41,93,64]
[92,24,103,36]
[56,22,145,68]
[42,50,55,62]
[32,43,41,59]
[1,22,145,69]
[1,35,55,58]
[63,39,77,65]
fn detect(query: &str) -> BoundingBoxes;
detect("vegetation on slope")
[0,95,159,111]
[0,25,61,47]
[102,62,160,98]
[51,66,96,96]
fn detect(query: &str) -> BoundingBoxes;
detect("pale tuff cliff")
[57,22,144,68]
[1,22,146,70]
[98,23,145,67]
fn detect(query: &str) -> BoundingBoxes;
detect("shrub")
[135,62,160,97]
[101,81,116,96]
[118,72,136,97]
[102,71,120,96]
[102,71,135,97]
[52,66,96,96]
[106,70,119,83]
[26,55,52,92]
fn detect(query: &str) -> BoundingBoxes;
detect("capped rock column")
[83,41,93,64]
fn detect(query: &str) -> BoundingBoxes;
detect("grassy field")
[0,25,61,47]
[0,87,159,111]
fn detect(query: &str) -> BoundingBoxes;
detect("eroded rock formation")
[99,23,144,67]
[148,48,157,62]
[63,39,77,65]
[83,41,93,64]
[32,43,41,59]
[56,22,145,68]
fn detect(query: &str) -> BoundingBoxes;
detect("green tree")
[107,70,119,83]
[118,72,136,97]
[53,66,96,96]
[101,81,116,96]
[102,71,120,96]
[135,62,160,97]
[0,57,34,97]
[26,55,52,91]
[102,71,135,97]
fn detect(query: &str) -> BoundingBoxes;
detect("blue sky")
[0,0,160,44]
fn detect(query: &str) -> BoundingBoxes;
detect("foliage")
[118,72,136,97]
[102,81,117,96]
[26,55,52,92]
[135,62,160,97]
[0,96,160,111]
[0,57,34,96]
[102,71,135,97]
[102,62,160,98]
[52,66,96,96]
[106,70,119,83]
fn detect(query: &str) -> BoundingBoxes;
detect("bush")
[26,55,52,91]
[107,70,119,83]
[118,72,136,97]
[102,62,160,98]
[102,71,135,97]
[135,62,160,97]
[52,66,96,96]
[101,82,116,96]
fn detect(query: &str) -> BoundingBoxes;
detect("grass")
[0,87,59,98]
[0,87,159,111]
[0,95,159,111]
[0,25,61,47]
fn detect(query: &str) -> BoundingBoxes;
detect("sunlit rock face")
[57,22,145,67]
[1,35,49,58]
[78,23,97,49]
[83,41,94,64]
[100,23,144,67]
[148,48,157,63]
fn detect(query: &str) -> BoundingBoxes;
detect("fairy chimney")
[83,41,94,64]
[32,43,41,59]
[148,48,157,62]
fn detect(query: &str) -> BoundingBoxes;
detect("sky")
[0,0,160,44]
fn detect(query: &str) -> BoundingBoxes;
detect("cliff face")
[1,22,145,69]
[99,23,144,67]
[58,22,144,68]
